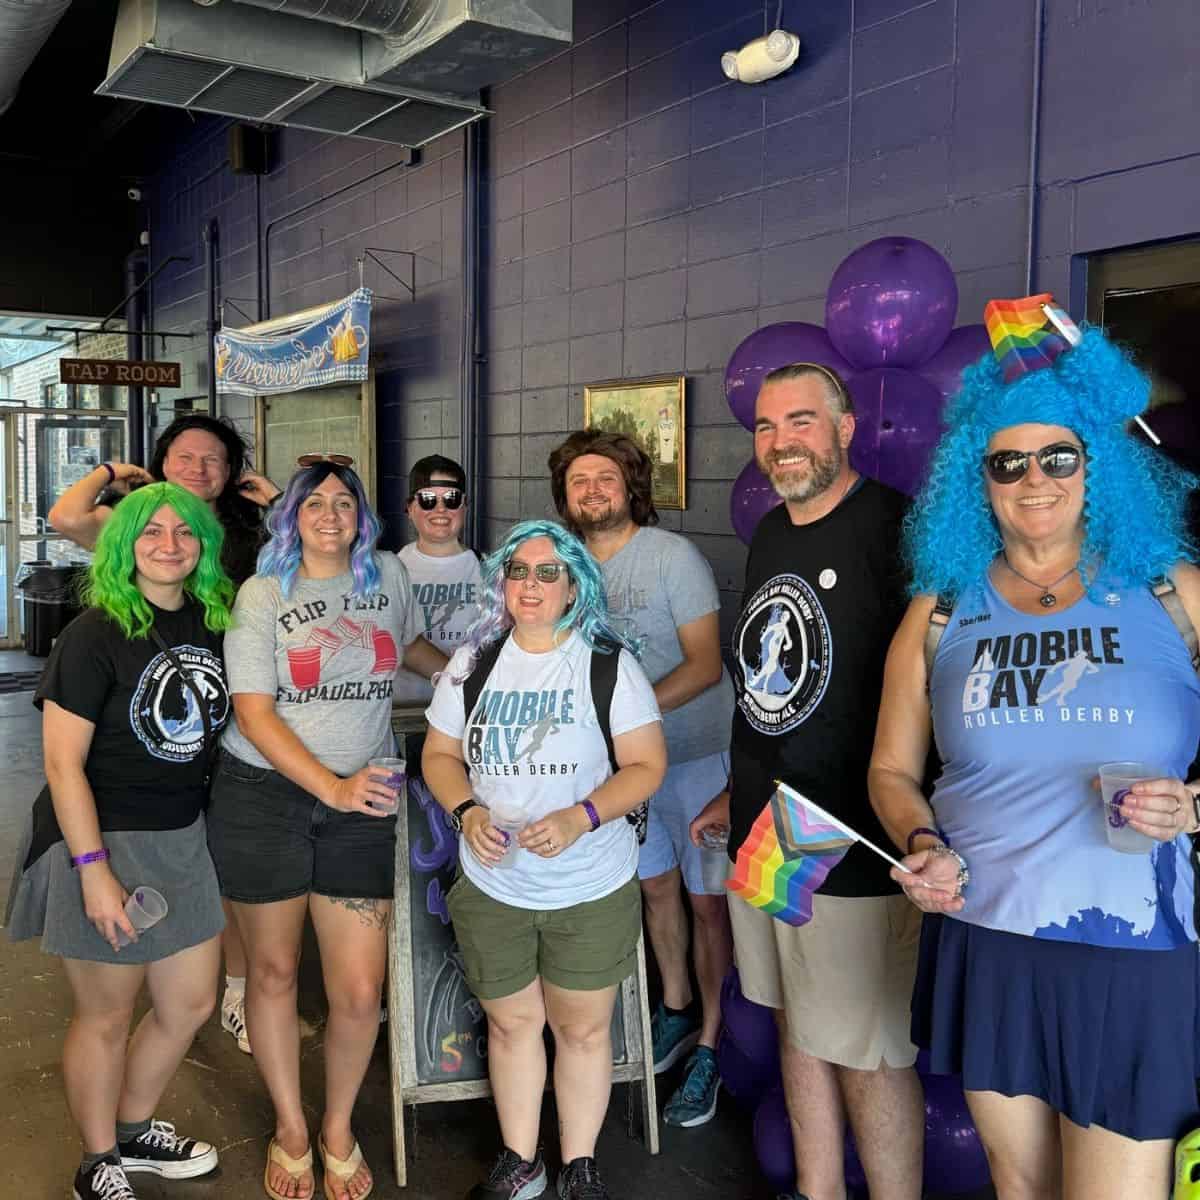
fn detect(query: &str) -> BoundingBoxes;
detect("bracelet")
[927,843,969,896]
[71,848,110,869]
[99,462,116,485]
[905,826,941,855]
[581,799,601,831]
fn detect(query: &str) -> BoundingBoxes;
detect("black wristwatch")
[1188,783,1200,836]
[448,797,479,833]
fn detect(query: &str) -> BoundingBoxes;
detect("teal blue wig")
[905,327,1196,600]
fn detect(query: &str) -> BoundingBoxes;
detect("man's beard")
[570,496,630,534]
[759,443,843,504]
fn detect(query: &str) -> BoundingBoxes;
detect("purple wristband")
[581,800,601,832]
[71,848,110,869]
[905,826,942,855]
[100,462,116,485]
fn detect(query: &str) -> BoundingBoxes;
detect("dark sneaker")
[469,1147,547,1200]
[556,1157,610,1200]
[650,1003,699,1074]
[220,989,251,1054]
[117,1120,218,1179]
[73,1155,137,1200]
[663,1045,720,1127]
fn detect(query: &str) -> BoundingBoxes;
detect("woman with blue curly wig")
[205,458,446,1200]
[423,519,666,1200]
[867,314,1200,1199]
[6,482,234,1198]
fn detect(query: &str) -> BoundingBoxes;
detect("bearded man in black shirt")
[692,363,923,1200]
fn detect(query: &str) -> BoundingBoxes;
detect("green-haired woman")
[5,483,234,1200]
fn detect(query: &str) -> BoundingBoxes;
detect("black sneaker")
[117,1120,218,1179]
[556,1157,610,1200]
[469,1147,547,1200]
[73,1155,137,1200]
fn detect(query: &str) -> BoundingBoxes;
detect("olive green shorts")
[446,873,642,1000]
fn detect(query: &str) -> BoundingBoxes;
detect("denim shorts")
[206,751,396,903]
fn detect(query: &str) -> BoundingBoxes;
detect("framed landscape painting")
[582,374,686,509]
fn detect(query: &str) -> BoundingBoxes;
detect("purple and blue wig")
[456,519,640,679]
[257,462,382,599]
[905,327,1196,600]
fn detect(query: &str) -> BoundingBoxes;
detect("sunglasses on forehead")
[297,453,354,468]
[503,560,567,583]
[984,442,1085,485]
[412,487,464,510]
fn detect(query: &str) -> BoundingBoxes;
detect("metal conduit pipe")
[204,219,219,415]
[230,0,418,36]
[124,247,150,464]
[1023,0,1047,295]
[459,119,481,548]
[0,0,72,116]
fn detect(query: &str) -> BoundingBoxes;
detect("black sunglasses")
[298,452,354,467]
[504,560,567,583]
[984,442,1084,485]
[413,488,464,511]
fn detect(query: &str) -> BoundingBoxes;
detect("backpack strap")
[589,639,621,775]
[462,632,510,724]
[1152,578,1200,674]
[923,593,955,689]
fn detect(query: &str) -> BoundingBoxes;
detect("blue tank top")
[930,575,1200,949]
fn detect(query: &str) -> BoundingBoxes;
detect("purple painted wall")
[140,0,1200,609]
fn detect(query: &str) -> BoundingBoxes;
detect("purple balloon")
[730,459,783,545]
[919,324,992,398]
[825,237,958,369]
[719,968,780,1075]
[716,1029,776,1111]
[847,368,944,497]
[920,1069,992,1195]
[753,1086,795,1194]
[724,322,854,431]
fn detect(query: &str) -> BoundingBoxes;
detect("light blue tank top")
[930,575,1200,949]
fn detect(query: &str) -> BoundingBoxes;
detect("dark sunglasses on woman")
[503,560,566,583]
[297,452,355,467]
[984,442,1084,485]
[413,488,464,511]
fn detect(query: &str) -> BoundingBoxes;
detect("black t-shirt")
[729,478,908,897]
[34,600,230,832]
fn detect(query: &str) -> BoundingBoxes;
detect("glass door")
[0,413,16,647]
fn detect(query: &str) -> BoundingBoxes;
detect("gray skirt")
[5,814,225,964]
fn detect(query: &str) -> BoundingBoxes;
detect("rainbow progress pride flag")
[727,782,859,927]
[984,293,1081,384]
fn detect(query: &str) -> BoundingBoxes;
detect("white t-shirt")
[426,631,661,909]
[393,543,483,706]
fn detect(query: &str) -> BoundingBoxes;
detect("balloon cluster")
[717,967,992,1197]
[725,237,992,545]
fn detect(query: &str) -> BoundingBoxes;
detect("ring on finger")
[1174,799,1183,815]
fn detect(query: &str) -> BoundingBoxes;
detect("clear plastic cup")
[367,756,406,813]
[698,824,731,892]
[1098,762,1160,854]
[115,886,168,946]
[488,801,529,869]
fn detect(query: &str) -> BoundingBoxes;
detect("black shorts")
[207,751,396,903]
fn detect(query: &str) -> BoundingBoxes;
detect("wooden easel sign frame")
[386,714,660,1187]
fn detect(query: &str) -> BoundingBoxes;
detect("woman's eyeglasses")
[503,560,567,583]
[984,442,1084,485]
[298,453,354,467]
[413,488,464,511]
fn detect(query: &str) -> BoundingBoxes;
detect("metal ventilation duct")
[231,0,417,36]
[0,0,73,116]
[96,0,571,146]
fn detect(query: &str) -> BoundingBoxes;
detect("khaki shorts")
[447,873,641,1000]
[728,890,920,1070]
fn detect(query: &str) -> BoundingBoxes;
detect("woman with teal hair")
[423,520,667,1200]
[868,315,1200,1199]
[6,482,234,1200]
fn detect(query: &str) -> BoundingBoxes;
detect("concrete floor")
[0,685,767,1199]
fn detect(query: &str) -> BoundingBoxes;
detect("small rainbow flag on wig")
[727,781,860,927]
[984,293,1082,384]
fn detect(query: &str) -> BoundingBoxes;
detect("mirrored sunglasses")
[984,442,1084,485]
[298,452,355,468]
[503,560,566,583]
[414,488,464,511]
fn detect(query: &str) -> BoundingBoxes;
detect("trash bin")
[15,561,88,657]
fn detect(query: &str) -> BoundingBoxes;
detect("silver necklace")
[1001,552,1078,608]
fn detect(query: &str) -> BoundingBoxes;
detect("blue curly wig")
[256,462,382,599]
[455,519,640,680]
[905,327,1196,600]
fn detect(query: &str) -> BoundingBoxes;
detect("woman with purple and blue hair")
[422,519,666,1200]
[206,458,446,1200]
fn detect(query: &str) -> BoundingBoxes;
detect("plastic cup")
[287,645,322,688]
[488,801,529,869]
[367,756,406,813]
[1098,762,1160,854]
[698,824,731,892]
[115,886,168,946]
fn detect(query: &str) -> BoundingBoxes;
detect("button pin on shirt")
[818,568,837,590]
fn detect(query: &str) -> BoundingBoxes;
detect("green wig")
[86,482,234,638]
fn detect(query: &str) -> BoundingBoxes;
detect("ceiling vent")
[96,0,571,147]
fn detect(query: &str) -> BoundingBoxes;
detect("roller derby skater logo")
[131,644,229,763]
[285,612,398,691]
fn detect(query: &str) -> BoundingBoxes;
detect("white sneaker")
[220,991,251,1055]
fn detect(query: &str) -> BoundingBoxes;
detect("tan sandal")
[264,1138,314,1200]
[317,1134,372,1200]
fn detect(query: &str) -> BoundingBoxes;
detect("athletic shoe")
[468,1147,547,1199]
[73,1155,137,1200]
[117,1120,218,1179]
[663,1045,720,1127]
[650,1002,699,1073]
[556,1157,610,1200]
[221,989,251,1054]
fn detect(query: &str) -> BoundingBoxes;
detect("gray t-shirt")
[221,553,418,776]
[601,526,734,763]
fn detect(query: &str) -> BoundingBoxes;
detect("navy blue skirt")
[912,915,1200,1142]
